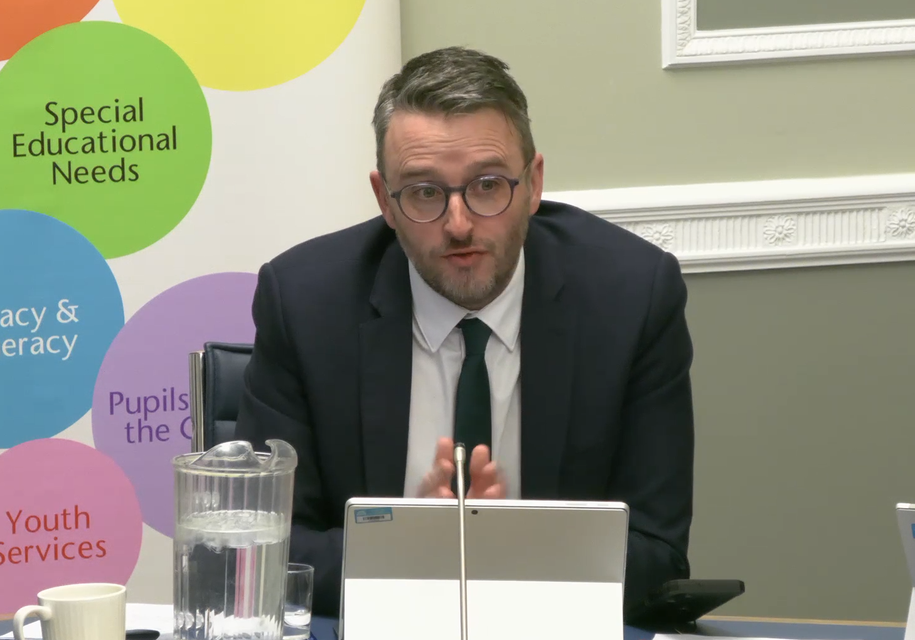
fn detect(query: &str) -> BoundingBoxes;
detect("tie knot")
[459,318,491,356]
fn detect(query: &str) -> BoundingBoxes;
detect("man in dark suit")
[235,46,694,618]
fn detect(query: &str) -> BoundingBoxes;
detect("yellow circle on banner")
[112,0,366,91]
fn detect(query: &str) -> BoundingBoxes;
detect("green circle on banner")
[0,21,211,259]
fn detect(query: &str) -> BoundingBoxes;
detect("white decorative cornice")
[662,0,915,68]
[544,173,915,273]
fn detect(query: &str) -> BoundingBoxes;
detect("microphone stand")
[454,443,469,640]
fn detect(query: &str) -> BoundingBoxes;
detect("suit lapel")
[520,223,575,498]
[359,241,413,497]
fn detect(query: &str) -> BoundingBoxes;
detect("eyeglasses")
[387,172,524,224]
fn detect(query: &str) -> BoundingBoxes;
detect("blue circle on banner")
[0,209,124,447]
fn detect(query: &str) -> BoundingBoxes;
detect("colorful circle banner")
[0,0,101,61]
[113,0,366,91]
[0,209,124,447]
[92,272,257,537]
[0,438,143,613]
[0,21,212,258]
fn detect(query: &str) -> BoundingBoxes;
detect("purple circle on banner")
[91,272,256,537]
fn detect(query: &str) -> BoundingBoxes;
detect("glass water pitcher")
[172,439,298,640]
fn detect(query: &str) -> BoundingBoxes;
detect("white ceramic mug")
[13,583,126,640]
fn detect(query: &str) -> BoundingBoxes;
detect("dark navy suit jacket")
[234,200,695,618]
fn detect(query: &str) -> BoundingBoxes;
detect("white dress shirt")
[402,250,525,499]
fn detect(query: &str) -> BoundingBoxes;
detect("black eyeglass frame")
[386,164,530,224]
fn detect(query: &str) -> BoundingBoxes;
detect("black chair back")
[188,342,253,451]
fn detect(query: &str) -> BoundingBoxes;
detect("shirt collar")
[408,248,525,353]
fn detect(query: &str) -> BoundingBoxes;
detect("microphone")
[454,443,469,640]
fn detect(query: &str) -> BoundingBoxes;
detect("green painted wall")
[402,0,915,192]
[402,0,915,622]
[699,0,915,30]
[686,263,915,621]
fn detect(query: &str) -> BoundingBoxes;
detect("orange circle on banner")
[0,0,101,61]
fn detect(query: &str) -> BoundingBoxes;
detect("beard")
[398,210,529,310]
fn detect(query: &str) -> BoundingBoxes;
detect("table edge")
[704,615,906,628]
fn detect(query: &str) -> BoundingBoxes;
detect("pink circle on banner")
[91,272,257,538]
[0,438,143,613]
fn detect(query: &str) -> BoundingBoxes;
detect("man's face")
[370,108,544,310]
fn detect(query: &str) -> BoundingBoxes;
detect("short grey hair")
[372,46,535,176]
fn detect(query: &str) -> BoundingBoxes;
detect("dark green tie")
[454,318,492,481]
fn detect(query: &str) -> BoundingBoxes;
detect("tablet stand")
[454,443,469,640]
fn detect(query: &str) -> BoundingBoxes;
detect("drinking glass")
[284,563,315,639]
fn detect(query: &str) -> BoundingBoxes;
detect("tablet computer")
[339,498,629,640]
